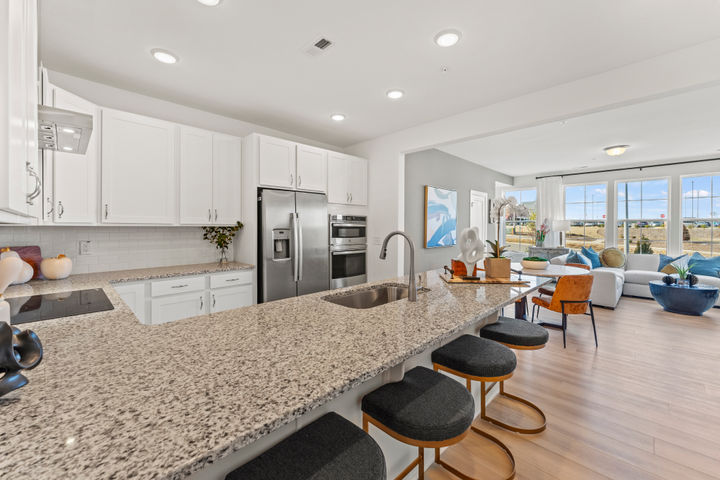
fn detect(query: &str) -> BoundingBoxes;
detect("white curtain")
[536,177,564,247]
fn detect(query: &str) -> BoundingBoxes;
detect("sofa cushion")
[625,254,660,272]
[600,247,626,268]
[689,253,720,278]
[696,275,720,288]
[624,270,665,284]
[550,254,569,265]
[581,247,602,269]
[593,266,625,281]
[658,254,686,274]
[567,250,592,268]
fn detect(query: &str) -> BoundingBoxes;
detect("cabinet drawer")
[210,270,252,289]
[151,292,207,325]
[151,276,206,297]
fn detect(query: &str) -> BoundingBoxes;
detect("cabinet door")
[179,127,213,225]
[151,291,207,325]
[113,282,146,324]
[101,109,176,224]
[210,285,253,313]
[327,152,349,204]
[296,145,327,193]
[348,156,368,206]
[212,134,242,225]
[258,136,296,189]
[51,87,98,224]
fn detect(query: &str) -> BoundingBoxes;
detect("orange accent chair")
[532,274,597,348]
[537,263,591,298]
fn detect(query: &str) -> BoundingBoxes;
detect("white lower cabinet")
[210,285,252,314]
[113,282,146,323]
[151,291,207,325]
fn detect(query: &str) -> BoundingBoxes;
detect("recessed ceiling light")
[604,145,629,156]
[62,146,73,151]
[196,0,221,5]
[434,29,462,47]
[61,128,75,134]
[386,89,404,100]
[151,49,178,64]
[331,114,346,122]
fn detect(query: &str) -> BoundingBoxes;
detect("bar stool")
[479,316,549,434]
[362,365,509,480]
[225,412,386,480]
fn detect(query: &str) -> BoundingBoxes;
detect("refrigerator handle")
[292,212,300,282]
[297,214,304,282]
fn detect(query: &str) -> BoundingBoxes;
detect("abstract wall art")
[424,186,457,248]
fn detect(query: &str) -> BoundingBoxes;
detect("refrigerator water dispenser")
[272,229,290,260]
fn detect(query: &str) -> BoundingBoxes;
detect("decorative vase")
[662,275,676,286]
[677,277,689,287]
[0,323,43,398]
[451,259,477,277]
[484,257,511,279]
[219,248,229,265]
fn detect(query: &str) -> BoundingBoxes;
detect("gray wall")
[404,149,513,274]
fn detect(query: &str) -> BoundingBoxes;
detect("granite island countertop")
[0,267,549,480]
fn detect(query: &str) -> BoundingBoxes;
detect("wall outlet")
[79,240,92,255]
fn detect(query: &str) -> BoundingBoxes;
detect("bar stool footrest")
[482,383,547,434]
[434,426,516,480]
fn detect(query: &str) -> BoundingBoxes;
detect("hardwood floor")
[427,295,720,479]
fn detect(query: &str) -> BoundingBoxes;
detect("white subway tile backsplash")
[0,226,225,273]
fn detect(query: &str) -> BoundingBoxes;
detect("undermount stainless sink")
[322,283,427,309]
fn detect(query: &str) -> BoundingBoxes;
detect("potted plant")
[535,220,550,247]
[202,221,244,264]
[670,256,694,287]
[486,196,529,278]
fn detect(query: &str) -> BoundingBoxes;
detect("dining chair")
[531,274,597,348]
[537,263,591,298]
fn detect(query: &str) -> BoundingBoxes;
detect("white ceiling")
[39,0,720,147]
[437,83,720,177]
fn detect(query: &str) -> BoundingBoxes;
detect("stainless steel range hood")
[37,104,93,154]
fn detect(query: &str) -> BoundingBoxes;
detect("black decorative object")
[662,275,676,285]
[0,322,43,398]
[687,274,699,287]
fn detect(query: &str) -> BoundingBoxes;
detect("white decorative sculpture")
[456,227,485,276]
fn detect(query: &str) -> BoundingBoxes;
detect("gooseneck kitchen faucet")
[379,231,417,302]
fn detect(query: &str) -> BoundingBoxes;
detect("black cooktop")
[7,288,114,325]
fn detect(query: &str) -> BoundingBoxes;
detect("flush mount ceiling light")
[434,29,462,47]
[62,146,73,152]
[196,0,221,5]
[331,113,346,122]
[604,145,630,157]
[151,49,178,64]
[386,89,404,100]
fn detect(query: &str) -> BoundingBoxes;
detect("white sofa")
[550,253,720,309]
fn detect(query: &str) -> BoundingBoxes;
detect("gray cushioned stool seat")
[226,412,386,480]
[361,366,474,443]
[480,316,549,347]
[432,334,517,378]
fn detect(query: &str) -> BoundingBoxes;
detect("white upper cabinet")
[296,144,327,193]
[328,153,368,206]
[258,135,296,189]
[49,86,98,224]
[101,109,176,224]
[212,134,242,225]
[179,126,214,225]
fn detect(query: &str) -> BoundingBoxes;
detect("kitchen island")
[0,266,549,479]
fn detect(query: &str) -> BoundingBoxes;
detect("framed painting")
[424,186,457,248]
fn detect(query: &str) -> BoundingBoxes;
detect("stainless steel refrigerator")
[258,189,329,303]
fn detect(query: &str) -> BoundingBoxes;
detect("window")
[564,183,607,250]
[502,188,536,252]
[617,179,668,254]
[681,175,720,256]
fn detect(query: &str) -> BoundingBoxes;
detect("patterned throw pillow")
[581,246,602,269]
[658,254,686,274]
[599,247,626,268]
[567,250,592,268]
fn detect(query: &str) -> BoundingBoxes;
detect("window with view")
[502,189,536,252]
[617,179,668,254]
[681,175,720,256]
[564,183,607,250]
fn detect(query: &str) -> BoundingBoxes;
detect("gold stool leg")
[481,378,547,434]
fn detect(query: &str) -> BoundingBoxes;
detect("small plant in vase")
[536,220,550,247]
[670,256,694,287]
[202,221,244,264]
[487,196,530,278]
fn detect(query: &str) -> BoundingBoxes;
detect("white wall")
[513,156,720,256]
[0,226,222,273]
[346,39,720,281]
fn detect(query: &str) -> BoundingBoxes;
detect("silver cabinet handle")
[212,293,216,308]
[350,193,353,203]
[225,278,240,282]
[26,162,41,205]
[200,295,204,310]
[346,193,350,203]
[57,201,64,218]
[46,197,54,216]
[171,284,189,289]
[215,209,218,221]
[290,173,294,186]
[208,209,212,221]
[298,175,302,187]
[105,204,109,219]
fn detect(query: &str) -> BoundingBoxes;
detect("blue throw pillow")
[567,250,592,268]
[581,246,601,269]
[689,253,720,277]
[658,254,686,272]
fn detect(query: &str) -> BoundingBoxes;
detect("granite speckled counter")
[0,266,548,479]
